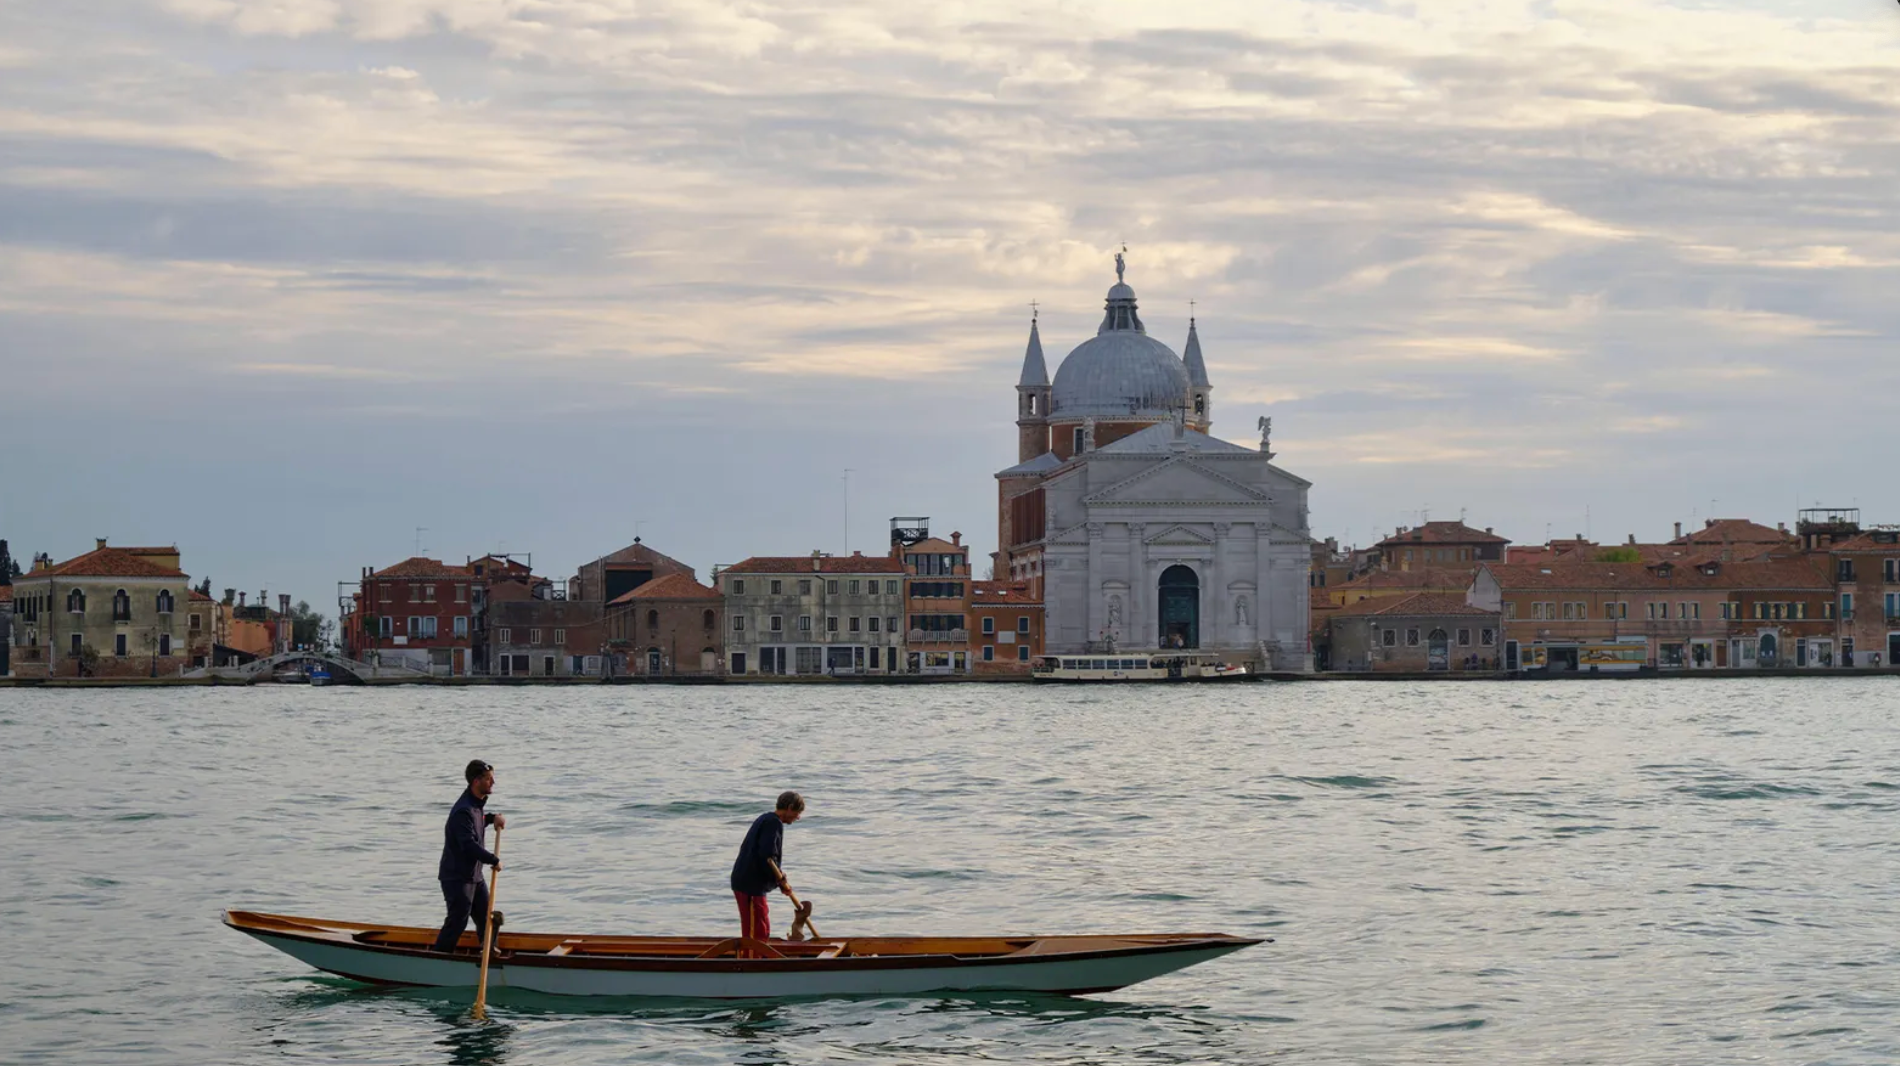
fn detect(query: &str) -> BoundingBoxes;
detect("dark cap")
[465,759,494,783]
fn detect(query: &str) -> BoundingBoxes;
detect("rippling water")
[5,680,1900,1064]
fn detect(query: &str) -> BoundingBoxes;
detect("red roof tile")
[31,547,185,579]
[188,589,214,602]
[970,580,1041,605]
[1331,592,1494,618]
[1339,568,1475,591]
[1482,557,1829,591]
[722,554,907,575]
[610,573,720,604]
[1670,519,1792,546]
[0,585,12,603]
[1375,521,1509,548]
[1828,532,1900,553]
[371,557,472,579]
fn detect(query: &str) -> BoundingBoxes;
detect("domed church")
[994,254,1313,670]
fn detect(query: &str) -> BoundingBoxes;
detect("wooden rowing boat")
[224,910,1262,999]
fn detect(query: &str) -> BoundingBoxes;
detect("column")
[1210,522,1229,649]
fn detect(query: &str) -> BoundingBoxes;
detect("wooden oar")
[769,859,820,940]
[472,828,502,1019]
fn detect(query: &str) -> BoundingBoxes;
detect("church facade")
[994,256,1313,670]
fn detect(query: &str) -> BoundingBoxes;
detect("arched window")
[703,609,716,630]
[156,589,175,614]
[113,589,132,622]
[647,609,660,630]
[67,588,87,614]
[1194,395,1205,415]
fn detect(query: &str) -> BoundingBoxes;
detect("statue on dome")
[1114,247,1126,283]
[1257,416,1274,458]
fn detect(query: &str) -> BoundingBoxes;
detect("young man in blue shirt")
[729,791,805,944]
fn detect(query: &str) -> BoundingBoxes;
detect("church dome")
[1050,272,1189,420]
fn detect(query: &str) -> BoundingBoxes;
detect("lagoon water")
[4,680,1899,1065]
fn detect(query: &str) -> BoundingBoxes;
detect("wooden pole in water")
[472,828,502,1019]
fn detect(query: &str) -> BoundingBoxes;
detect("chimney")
[811,551,822,572]
[1777,522,1787,533]
[223,587,235,605]
[1706,518,1716,528]
[1674,521,1682,539]
[951,531,962,546]
[96,537,108,551]
[1628,533,1636,545]
[239,592,247,607]
[1575,533,1583,542]
[1484,527,1493,534]
[279,594,291,614]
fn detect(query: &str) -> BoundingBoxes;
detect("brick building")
[897,530,975,675]
[969,579,1043,674]
[1820,528,1900,667]
[604,572,723,676]
[489,579,605,677]
[1326,592,1501,673]
[9,540,193,678]
[1370,521,1509,572]
[722,552,907,676]
[570,540,692,606]
[343,557,479,675]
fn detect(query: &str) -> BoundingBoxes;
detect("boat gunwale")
[224,910,1263,976]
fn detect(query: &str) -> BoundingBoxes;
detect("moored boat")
[224,910,1262,999]
[1030,652,1255,681]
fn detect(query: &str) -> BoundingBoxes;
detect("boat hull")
[227,912,1259,1000]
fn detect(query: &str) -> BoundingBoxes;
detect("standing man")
[432,759,507,954]
[729,791,805,944]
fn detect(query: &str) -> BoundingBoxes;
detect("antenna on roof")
[414,526,429,556]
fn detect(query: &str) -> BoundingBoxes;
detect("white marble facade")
[1038,423,1312,670]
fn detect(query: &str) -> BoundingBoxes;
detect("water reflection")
[428,1004,514,1066]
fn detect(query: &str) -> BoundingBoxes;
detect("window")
[733,616,746,631]
[889,616,900,633]
[1018,645,1030,661]
[1073,426,1085,454]
[1481,628,1495,645]
[1573,601,1586,618]
[1505,602,1518,619]
[799,579,812,594]
[648,609,659,630]
[1885,559,1899,582]
[380,584,392,602]
[424,584,436,602]
[407,615,420,634]
[771,615,784,632]
[410,583,420,602]
[869,616,880,632]
[887,580,900,594]
[115,633,128,657]
[770,580,782,595]
[1406,628,1420,646]
[1842,593,1854,619]
[1381,629,1396,647]
[1691,602,1701,620]
[454,616,469,638]
[1839,559,1857,582]
[156,590,174,614]
[827,616,839,632]
[796,615,809,632]
[827,580,840,594]
[71,633,83,656]
[189,612,202,631]
[1561,602,1576,620]
[113,589,131,622]
[554,628,565,644]
[849,617,861,632]
[456,584,468,603]
[1678,602,1689,620]
[1753,602,1765,620]
[158,634,171,657]
[1646,602,1658,620]
[1457,628,1471,646]
[382,617,395,637]
[983,645,995,661]
[982,617,996,635]
[848,580,860,594]
[731,579,745,595]
[530,628,543,644]
[1018,616,1031,633]
[703,609,716,630]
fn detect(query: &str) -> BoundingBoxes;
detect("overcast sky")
[3,0,1898,610]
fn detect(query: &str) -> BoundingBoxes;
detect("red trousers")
[734,891,770,941]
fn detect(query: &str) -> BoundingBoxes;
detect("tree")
[1594,547,1642,564]
[0,539,14,584]
[288,600,331,650]
[196,576,212,597]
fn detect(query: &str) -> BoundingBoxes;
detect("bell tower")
[1016,313,1051,461]
[1183,315,1212,434]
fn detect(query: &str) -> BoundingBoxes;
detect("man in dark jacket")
[729,791,805,944]
[432,759,508,954]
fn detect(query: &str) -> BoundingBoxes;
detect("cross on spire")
[1029,299,1039,322]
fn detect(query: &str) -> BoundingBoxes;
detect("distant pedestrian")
[431,759,507,954]
[730,791,806,948]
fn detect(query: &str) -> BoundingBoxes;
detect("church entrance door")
[1158,565,1200,649]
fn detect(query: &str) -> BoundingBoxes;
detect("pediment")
[1085,458,1270,507]
[1144,524,1214,546]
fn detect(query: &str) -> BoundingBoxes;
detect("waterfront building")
[603,571,724,676]
[489,576,605,677]
[1326,592,1500,673]
[1473,557,1834,671]
[720,553,906,676]
[9,539,192,678]
[0,584,11,675]
[570,540,693,605]
[343,557,479,675]
[892,521,976,674]
[994,256,1313,669]
[969,579,1044,674]
[185,588,214,668]
[1818,525,1900,667]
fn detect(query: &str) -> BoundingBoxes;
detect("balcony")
[908,629,969,644]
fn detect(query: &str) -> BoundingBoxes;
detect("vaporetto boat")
[225,910,1262,999]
